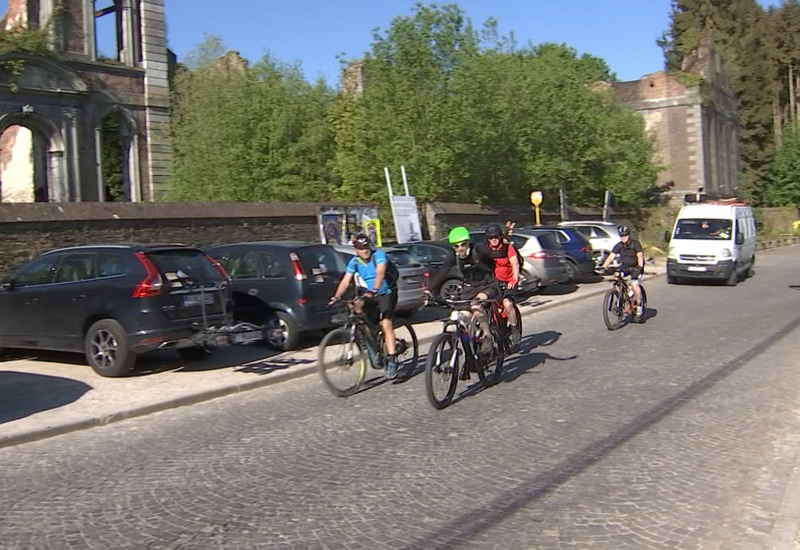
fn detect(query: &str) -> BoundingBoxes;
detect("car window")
[554,231,569,244]
[146,249,225,289]
[295,246,347,276]
[407,244,447,263]
[260,252,286,278]
[536,232,563,250]
[220,250,260,280]
[97,252,126,278]
[592,227,613,238]
[386,250,415,267]
[14,256,59,287]
[54,253,95,283]
[573,226,592,238]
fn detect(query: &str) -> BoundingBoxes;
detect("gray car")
[333,246,427,315]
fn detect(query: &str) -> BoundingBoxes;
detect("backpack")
[370,253,400,290]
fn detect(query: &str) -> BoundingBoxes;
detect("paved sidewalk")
[0,258,660,448]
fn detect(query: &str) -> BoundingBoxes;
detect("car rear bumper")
[129,314,234,352]
[667,259,734,279]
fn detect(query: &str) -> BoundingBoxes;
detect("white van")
[666,200,756,286]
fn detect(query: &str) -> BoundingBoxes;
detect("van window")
[674,219,732,240]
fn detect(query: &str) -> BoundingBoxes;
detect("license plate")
[184,294,215,306]
[688,266,707,272]
[231,331,262,344]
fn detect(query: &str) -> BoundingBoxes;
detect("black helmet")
[353,232,371,249]
[485,223,503,239]
[618,225,631,237]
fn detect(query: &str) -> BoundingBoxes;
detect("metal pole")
[401,165,410,196]
[603,190,611,221]
[535,205,541,226]
[384,166,394,196]
[385,167,400,242]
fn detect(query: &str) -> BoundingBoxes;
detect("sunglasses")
[453,242,469,249]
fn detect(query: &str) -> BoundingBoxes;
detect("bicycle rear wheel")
[602,288,625,331]
[424,332,460,409]
[318,328,366,396]
[478,326,505,387]
[637,286,648,323]
[390,323,419,376]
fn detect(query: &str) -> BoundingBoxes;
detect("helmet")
[485,223,503,239]
[618,225,631,237]
[448,226,471,244]
[353,232,372,249]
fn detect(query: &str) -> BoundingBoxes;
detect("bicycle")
[423,296,505,409]
[602,270,648,331]
[318,297,419,397]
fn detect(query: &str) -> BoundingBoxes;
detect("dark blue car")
[522,227,594,282]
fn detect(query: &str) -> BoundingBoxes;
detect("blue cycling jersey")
[346,249,392,295]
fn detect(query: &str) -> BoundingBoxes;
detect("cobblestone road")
[2,248,800,549]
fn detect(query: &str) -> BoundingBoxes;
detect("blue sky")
[1,0,785,84]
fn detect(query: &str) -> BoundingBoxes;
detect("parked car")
[333,245,428,315]
[558,220,621,270]
[206,242,347,351]
[0,244,255,377]
[467,230,570,289]
[518,226,594,282]
[390,241,464,301]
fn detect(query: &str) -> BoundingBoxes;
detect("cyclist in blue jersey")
[329,233,400,378]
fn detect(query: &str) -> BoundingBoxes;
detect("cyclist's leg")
[470,291,491,337]
[377,293,398,355]
[503,297,517,326]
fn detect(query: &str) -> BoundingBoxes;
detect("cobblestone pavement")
[1,248,800,549]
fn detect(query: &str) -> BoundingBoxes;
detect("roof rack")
[683,193,748,206]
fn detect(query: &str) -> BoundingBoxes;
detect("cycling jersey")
[486,242,518,283]
[612,239,643,269]
[346,249,392,295]
[429,243,495,289]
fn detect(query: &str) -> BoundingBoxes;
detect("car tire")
[746,256,755,278]
[264,311,300,351]
[177,346,214,361]
[563,260,578,283]
[726,264,738,287]
[438,279,463,302]
[667,272,677,284]
[85,319,137,377]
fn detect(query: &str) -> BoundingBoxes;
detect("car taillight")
[580,246,591,253]
[133,252,164,298]
[205,253,230,280]
[422,272,430,289]
[530,252,557,260]
[289,252,307,281]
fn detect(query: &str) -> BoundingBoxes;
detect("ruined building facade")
[0,0,171,202]
[610,42,739,203]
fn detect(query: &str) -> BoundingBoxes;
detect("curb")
[3,241,796,448]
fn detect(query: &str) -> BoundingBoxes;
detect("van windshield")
[674,219,732,240]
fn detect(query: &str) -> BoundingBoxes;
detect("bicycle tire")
[511,303,522,350]
[424,332,460,409]
[479,326,505,387]
[637,286,648,323]
[390,323,419,376]
[602,288,625,331]
[318,328,367,397]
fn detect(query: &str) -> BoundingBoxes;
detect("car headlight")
[668,246,677,258]
[720,248,732,258]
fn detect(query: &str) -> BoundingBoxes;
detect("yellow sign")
[530,191,543,206]
[363,219,382,247]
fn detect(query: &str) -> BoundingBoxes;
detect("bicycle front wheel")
[318,328,366,397]
[391,323,419,376]
[602,288,625,331]
[424,332,460,409]
[637,286,648,323]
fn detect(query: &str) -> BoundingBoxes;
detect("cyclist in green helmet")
[426,226,498,357]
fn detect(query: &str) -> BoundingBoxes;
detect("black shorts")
[461,282,500,303]
[363,292,397,323]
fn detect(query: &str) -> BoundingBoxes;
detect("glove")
[327,296,341,306]
[603,267,615,276]
[630,267,642,279]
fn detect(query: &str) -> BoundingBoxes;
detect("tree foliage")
[765,125,800,206]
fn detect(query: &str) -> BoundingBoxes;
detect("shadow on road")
[539,283,579,296]
[0,371,92,425]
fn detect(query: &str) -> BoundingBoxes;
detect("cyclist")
[329,233,399,379]
[426,226,498,355]
[601,225,645,318]
[484,223,521,345]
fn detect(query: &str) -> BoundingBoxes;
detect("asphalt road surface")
[2,247,800,549]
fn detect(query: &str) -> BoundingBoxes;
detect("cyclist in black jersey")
[602,225,645,317]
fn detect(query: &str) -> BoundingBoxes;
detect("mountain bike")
[602,270,648,331]
[318,297,419,396]
[423,297,504,409]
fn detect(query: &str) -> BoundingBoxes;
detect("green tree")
[765,125,800,205]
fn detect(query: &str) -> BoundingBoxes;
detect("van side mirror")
[735,232,744,245]
[664,231,671,243]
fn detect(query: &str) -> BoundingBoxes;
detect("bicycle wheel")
[478,326,505,387]
[318,328,366,397]
[424,332,460,409]
[391,323,419,376]
[637,286,648,323]
[602,288,625,331]
[511,303,522,349]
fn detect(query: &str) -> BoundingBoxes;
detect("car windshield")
[146,249,224,289]
[674,219,733,240]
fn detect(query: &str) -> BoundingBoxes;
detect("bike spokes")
[318,328,366,396]
[424,333,460,409]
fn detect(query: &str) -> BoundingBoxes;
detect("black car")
[0,244,248,377]
[206,242,348,351]
[390,242,463,300]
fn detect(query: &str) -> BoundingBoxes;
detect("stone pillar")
[120,0,140,66]
[140,0,172,200]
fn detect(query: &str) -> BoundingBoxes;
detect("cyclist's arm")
[332,273,353,299]
[427,250,456,291]
[634,241,645,269]
[509,247,520,283]
[601,252,616,269]
[370,253,387,294]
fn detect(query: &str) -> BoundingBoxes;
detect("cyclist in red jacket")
[484,223,521,345]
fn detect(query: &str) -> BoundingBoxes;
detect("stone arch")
[94,104,141,202]
[0,110,66,203]
[0,53,89,93]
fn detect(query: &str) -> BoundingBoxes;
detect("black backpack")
[370,253,400,290]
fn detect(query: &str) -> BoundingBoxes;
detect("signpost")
[530,191,543,226]
[385,166,423,243]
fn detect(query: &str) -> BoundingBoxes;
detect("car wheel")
[563,260,578,283]
[746,256,755,278]
[666,272,677,284]
[726,264,738,286]
[85,319,137,377]
[177,346,214,361]
[438,279,462,302]
[264,311,300,351]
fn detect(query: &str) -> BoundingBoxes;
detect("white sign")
[391,195,423,243]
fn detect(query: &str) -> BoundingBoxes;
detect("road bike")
[423,297,504,409]
[318,297,419,396]
[602,270,648,330]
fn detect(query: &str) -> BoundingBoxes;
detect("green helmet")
[448,226,471,244]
